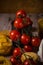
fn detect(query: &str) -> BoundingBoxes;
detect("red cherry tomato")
[13,48,21,57]
[24,45,32,52]
[14,18,23,29]
[23,60,30,65]
[32,37,41,47]
[23,17,32,27]
[10,56,17,64]
[9,30,20,41]
[21,34,30,45]
[16,10,26,18]
[26,17,32,25]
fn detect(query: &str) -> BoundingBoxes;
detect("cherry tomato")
[24,45,32,52]
[32,37,41,47]
[10,56,17,64]
[9,30,20,41]
[13,48,21,57]
[21,34,30,45]
[14,18,23,29]
[26,17,32,25]
[23,17,32,27]
[23,59,36,65]
[16,10,26,18]
[23,60,30,65]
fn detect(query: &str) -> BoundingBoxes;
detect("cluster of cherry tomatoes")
[9,10,41,65]
[14,9,32,29]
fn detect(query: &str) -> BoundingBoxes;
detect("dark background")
[0,0,43,13]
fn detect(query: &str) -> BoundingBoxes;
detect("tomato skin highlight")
[14,18,23,29]
[10,56,17,64]
[16,10,26,18]
[23,60,30,65]
[13,48,21,57]
[32,37,41,47]
[23,59,36,65]
[14,17,32,29]
[24,45,32,52]
[9,30,20,41]
[21,34,30,45]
